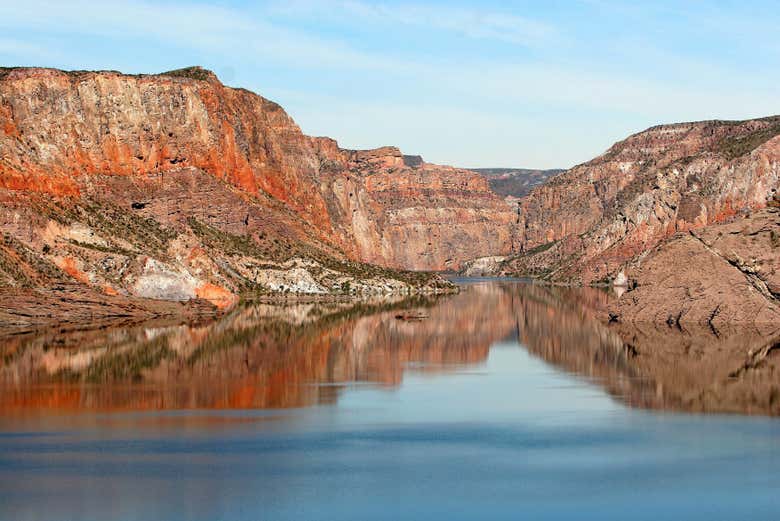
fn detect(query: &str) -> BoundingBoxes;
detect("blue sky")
[1,0,778,168]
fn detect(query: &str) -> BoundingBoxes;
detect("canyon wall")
[608,207,780,332]
[0,66,513,274]
[321,146,515,270]
[506,117,780,283]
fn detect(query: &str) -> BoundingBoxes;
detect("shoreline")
[3,271,778,343]
[0,282,458,339]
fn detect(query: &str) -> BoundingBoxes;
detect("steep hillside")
[501,116,780,284]
[0,66,514,274]
[2,66,501,316]
[0,172,451,327]
[320,146,515,270]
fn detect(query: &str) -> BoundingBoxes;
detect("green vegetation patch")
[188,217,268,258]
[73,201,176,258]
[523,239,559,257]
[188,218,444,291]
[67,239,136,257]
[0,236,66,287]
[718,122,780,160]
[0,67,21,80]
[160,66,215,81]
[770,230,780,249]
[318,256,440,288]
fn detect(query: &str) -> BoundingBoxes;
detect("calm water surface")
[0,281,778,520]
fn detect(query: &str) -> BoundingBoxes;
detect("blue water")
[0,283,778,520]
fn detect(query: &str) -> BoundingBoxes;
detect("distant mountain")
[470,168,565,198]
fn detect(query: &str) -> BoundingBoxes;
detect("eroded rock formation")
[482,117,780,327]
[609,208,780,332]
[0,66,514,282]
[503,117,780,284]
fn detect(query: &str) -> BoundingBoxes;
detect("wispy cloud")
[268,0,556,46]
[1,0,778,168]
[0,0,412,72]
[7,0,762,116]
[0,1,254,41]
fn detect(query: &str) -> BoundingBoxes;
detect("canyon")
[1,65,779,335]
[0,66,516,325]
[488,116,780,328]
[0,66,514,271]
[503,116,780,283]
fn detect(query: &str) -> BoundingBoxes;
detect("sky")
[1,0,778,169]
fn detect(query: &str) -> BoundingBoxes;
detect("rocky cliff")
[0,66,513,275]
[0,163,451,321]
[502,116,780,284]
[319,145,515,270]
[0,65,517,314]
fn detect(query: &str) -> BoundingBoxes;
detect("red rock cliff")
[0,66,513,271]
[509,117,780,282]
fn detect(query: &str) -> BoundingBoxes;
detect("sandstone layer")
[477,117,780,328]
[0,168,451,322]
[0,65,523,316]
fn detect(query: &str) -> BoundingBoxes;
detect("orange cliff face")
[509,117,780,283]
[323,147,516,270]
[0,67,332,229]
[0,66,514,271]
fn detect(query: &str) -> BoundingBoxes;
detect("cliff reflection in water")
[0,291,496,411]
[1,282,778,415]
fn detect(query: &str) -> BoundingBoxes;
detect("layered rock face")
[0,66,513,276]
[322,147,515,270]
[0,164,452,321]
[506,117,780,283]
